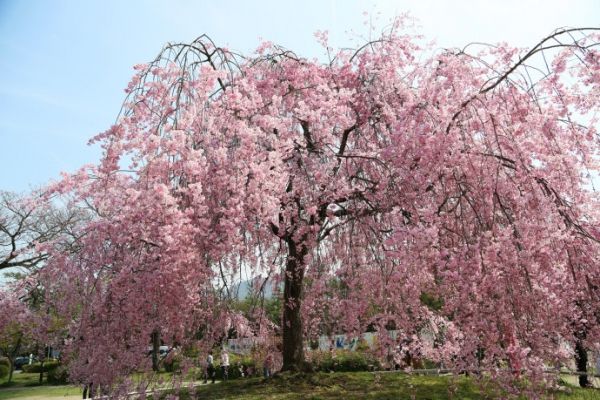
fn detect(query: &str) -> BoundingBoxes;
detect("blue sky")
[0,0,598,192]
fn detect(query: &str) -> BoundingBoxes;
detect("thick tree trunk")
[39,359,44,384]
[7,334,21,383]
[281,239,307,372]
[151,329,161,372]
[7,360,14,383]
[575,338,590,387]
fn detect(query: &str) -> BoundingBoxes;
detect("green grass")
[0,371,80,399]
[180,372,600,400]
[2,371,600,399]
[183,372,480,400]
[0,385,80,400]
[0,371,48,388]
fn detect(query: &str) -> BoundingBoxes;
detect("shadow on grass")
[164,372,600,400]
[171,372,484,400]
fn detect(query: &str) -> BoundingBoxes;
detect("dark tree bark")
[151,329,161,372]
[5,333,21,384]
[575,337,590,387]
[7,359,14,384]
[281,239,308,372]
[38,359,44,384]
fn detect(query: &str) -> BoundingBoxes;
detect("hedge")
[163,355,182,373]
[308,350,381,372]
[213,355,257,379]
[22,359,60,373]
[164,351,259,379]
[47,364,69,384]
[0,357,11,380]
[0,365,8,380]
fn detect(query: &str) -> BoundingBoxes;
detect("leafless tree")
[0,191,88,273]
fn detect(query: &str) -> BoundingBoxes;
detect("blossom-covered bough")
[13,19,600,396]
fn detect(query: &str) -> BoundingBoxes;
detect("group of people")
[203,348,275,383]
[203,350,230,384]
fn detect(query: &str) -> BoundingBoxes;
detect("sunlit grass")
[170,372,600,400]
[2,371,600,399]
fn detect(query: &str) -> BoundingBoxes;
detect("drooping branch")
[446,27,600,134]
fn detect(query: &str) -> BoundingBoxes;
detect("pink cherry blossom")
[15,20,600,396]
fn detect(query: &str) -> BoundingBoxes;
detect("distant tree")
[0,288,34,383]
[0,191,87,383]
[0,191,87,273]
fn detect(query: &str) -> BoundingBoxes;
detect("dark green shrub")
[182,345,199,359]
[22,359,59,373]
[0,357,10,368]
[309,350,380,372]
[239,355,258,377]
[318,353,336,372]
[21,363,35,373]
[164,354,182,373]
[210,353,257,380]
[47,365,69,384]
[422,359,440,369]
[336,351,371,371]
[354,338,371,353]
[0,364,9,380]
[306,350,328,372]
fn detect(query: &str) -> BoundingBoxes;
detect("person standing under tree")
[82,353,94,399]
[263,352,273,378]
[220,350,230,380]
[82,382,94,399]
[204,351,215,384]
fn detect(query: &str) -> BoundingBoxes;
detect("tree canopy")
[8,19,600,395]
